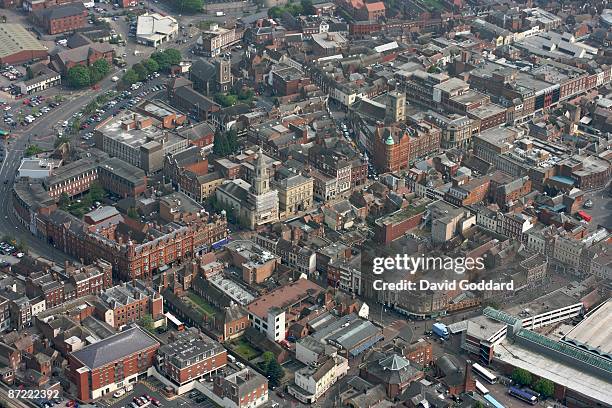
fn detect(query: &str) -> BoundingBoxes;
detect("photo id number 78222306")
[8,389,60,399]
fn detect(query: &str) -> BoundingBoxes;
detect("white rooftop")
[495,339,612,406]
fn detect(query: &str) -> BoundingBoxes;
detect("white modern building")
[136,13,178,47]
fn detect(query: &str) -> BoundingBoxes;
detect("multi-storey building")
[156,328,227,386]
[94,111,189,173]
[255,234,317,275]
[44,158,98,200]
[273,169,314,217]
[25,271,65,308]
[31,3,87,35]
[196,24,241,57]
[289,355,348,403]
[68,326,160,401]
[94,281,163,329]
[39,209,228,282]
[213,368,268,408]
[96,158,147,198]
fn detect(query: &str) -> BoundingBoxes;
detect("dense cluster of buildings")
[0,0,610,406]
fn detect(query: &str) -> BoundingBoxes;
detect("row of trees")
[213,128,239,156]
[174,0,203,13]
[122,49,182,86]
[511,368,555,398]
[67,59,111,88]
[268,0,315,18]
[214,88,255,108]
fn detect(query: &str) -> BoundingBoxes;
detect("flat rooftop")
[99,111,184,149]
[563,300,612,359]
[247,278,323,319]
[495,338,612,406]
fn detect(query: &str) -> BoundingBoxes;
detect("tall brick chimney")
[463,361,476,393]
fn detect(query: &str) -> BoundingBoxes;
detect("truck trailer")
[432,322,449,339]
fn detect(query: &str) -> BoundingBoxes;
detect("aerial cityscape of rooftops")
[0,0,608,406]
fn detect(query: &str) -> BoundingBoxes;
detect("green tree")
[71,119,81,135]
[88,182,105,202]
[122,69,139,85]
[90,58,110,83]
[140,314,155,332]
[512,368,532,386]
[127,207,139,219]
[54,95,64,103]
[474,402,484,408]
[164,49,182,66]
[226,128,238,152]
[67,66,91,88]
[84,100,99,115]
[175,0,203,13]
[133,63,148,81]
[268,6,282,18]
[214,93,237,107]
[300,0,314,14]
[266,358,284,387]
[24,144,43,157]
[26,66,34,80]
[16,239,27,253]
[143,58,159,73]
[150,51,170,71]
[59,192,70,208]
[533,378,554,398]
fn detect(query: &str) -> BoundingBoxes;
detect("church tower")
[386,91,406,124]
[252,149,269,195]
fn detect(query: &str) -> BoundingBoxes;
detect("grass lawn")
[231,338,260,361]
[186,292,217,318]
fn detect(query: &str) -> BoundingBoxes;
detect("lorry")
[216,11,225,16]
[432,322,449,339]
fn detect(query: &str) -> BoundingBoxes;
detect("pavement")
[98,380,217,408]
[582,188,612,229]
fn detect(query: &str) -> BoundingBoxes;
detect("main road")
[0,75,120,265]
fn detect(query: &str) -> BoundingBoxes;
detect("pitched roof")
[0,24,47,59]
[70,326,159,369]
[55,43,113,66]
[34,3,86,20]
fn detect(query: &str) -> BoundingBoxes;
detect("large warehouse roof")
[563,300,612,359]
[0,24,47,59]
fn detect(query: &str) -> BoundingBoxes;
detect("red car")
[151,398,161,407]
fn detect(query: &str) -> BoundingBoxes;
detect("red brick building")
[68,327,159,402]
[488,171,532,211]
[94,281,164,329]
[374,203,428,244]
[372,126,411,173]
[52,42,114,74]
[31,3,87,35]
[25,271,65,308]
[40,210,228,282]
[157,328,227,386]
[97,158,147,198]
[213,368,268,408]
[215,304,250,341]
[445,176,491,207]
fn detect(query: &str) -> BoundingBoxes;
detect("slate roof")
[190,59,216,83]
[70,326,159,369]
[34,3,86,20]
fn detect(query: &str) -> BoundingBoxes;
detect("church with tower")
[215,149,279,229]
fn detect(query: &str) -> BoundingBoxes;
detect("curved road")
[0,77,119,265]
